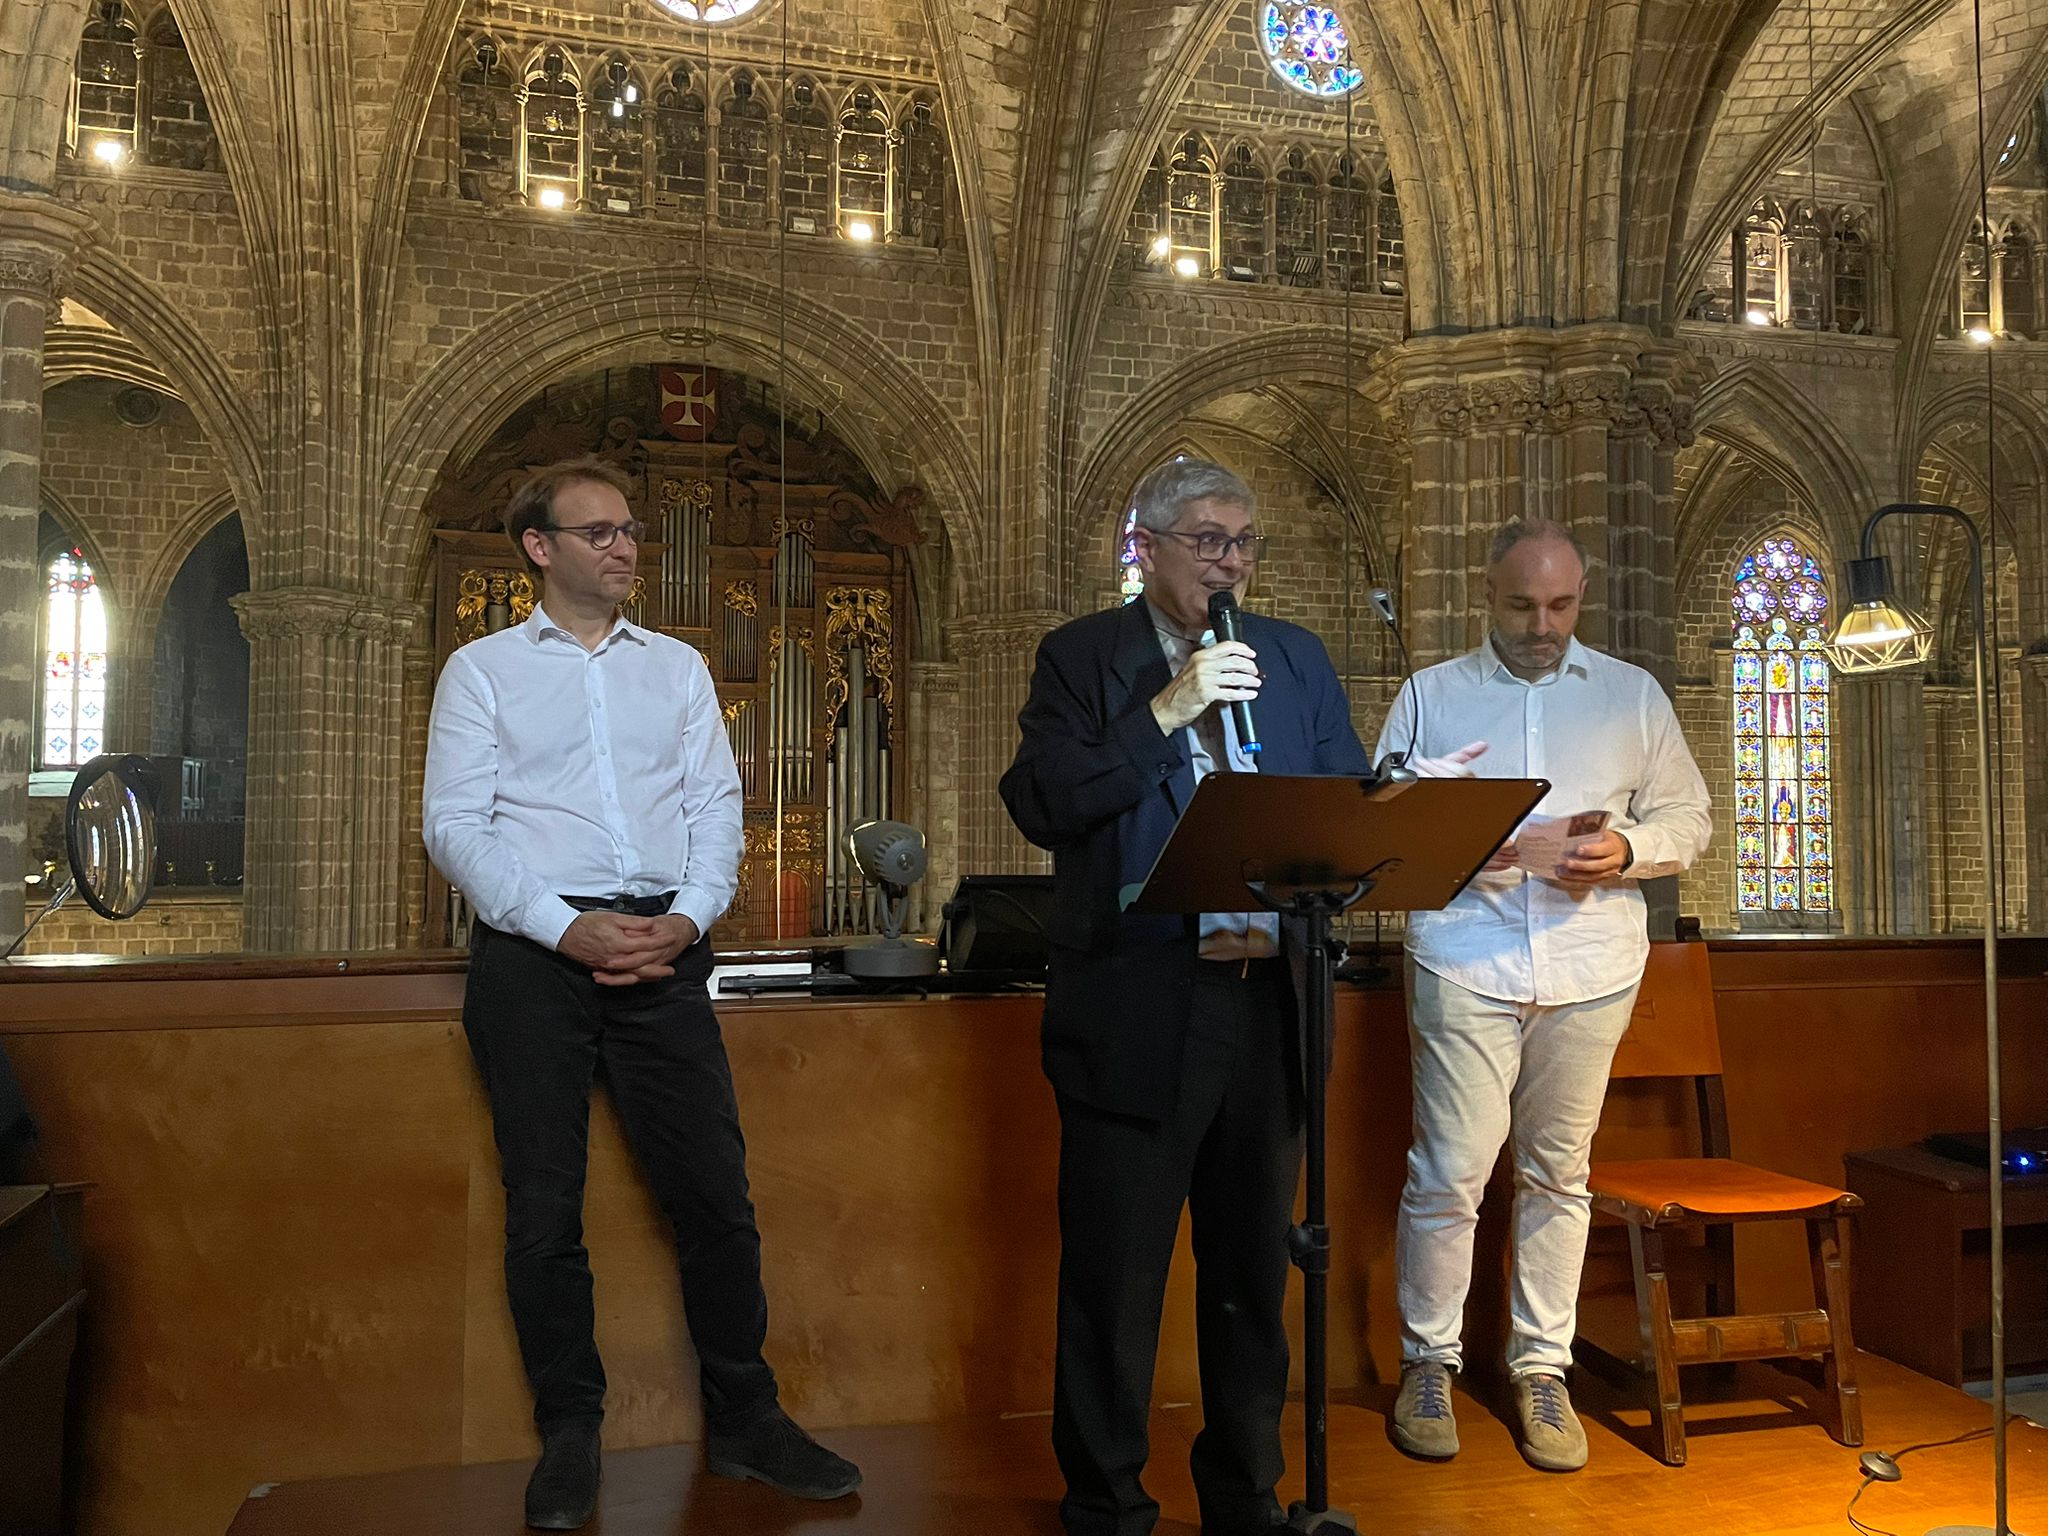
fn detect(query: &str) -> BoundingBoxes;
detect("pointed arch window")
[142,11,221,171]
[1732,535,1833,913]
[1999,224,2036,339]
[1118,508,1145,604]
[1374,167,1405,295]
[1219,144,1267,278]
[894,97,948,249]
[717,71,770,228]
[42,550,110,771]
[1274,147,1321,286]
[1325,154,1371,293]
[837,87,890,240]
[1167,133,1216,277]
[69,4,141,166]
[1127,150,1169,270]
[652,63,708,212]
[586,58,645,214]
[455,37,519,204]
[781,79,832,232]
[522,50,583,207]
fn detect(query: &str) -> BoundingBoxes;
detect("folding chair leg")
[1629,1224,1687,1465]
[1705,1222,1737,1317]
[1809,1215,1864,1447]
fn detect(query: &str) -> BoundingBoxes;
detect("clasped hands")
[1405,740,1629,888]
[559,910,701,986]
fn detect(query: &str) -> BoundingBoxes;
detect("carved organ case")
[645,430,913,947]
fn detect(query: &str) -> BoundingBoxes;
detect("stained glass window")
[650,0,762,21]
[1732,536,1832,912]
[1259,5,1365,98]
[1118,508,1145,603]
[43,550,108,770]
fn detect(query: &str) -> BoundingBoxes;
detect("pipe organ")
[424,378,924,950]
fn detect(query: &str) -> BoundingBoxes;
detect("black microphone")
[1367,585,1421,785]
[1206,590,1262,756]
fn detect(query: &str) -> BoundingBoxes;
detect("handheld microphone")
[1206,589,1262,756]
[1367,585,1422,784]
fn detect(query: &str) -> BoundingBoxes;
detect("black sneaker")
[706,1407,862,1500]
[525,1418,601,1530]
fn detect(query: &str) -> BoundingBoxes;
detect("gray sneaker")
[1512,1371,1589,1471]
[1391,1359,1459,1459]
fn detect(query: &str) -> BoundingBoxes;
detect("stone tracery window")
[781,78,832,233]
[1692,198,1879,332]
[1166,133,1216,277]
[1998,223,2036,339]
[1258,4,1365,98]
[522,50,583,207]
[652,63,708,212]
[142,11,221,171]
[42,550,109,771]
[649,0,764,21]
[455,36,519,204]
[585,57,645,215]
[717,71,770,228]
[894,97,947,249]
[69,4,142,166]
[1325,153,1371,292]
[1731,535,1834,914]
[836,86,889,241]
[1274,146,1322,285]
[1220,143,1267,278]
[1374,167,1404,294]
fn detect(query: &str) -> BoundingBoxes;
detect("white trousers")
[1395,957,1640,1377]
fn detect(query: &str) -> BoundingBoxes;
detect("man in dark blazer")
[1001,457,1371,1536]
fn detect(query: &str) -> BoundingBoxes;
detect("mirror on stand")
[4,753,159,959]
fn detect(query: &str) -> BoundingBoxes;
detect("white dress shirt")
[423,605,743,951]
[1375,635,1711,1005]
[1153,618,1280,961]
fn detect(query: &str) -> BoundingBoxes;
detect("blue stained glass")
[1260,3,1366,97]
[1733,533,1833,913]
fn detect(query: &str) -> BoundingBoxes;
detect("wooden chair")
[1577,941,1864,1465]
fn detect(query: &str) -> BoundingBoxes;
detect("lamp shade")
[1825,554,1934,673]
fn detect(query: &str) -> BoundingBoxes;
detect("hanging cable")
[772,0,792,942]
[1970,0,2010,934]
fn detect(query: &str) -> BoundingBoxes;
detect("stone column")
[945,610,1066,877]
[0,194,95,939]
[1375,326,1702,676]
[2021,649,2048,932]
[399,640,435,947]
[231,588,420,951]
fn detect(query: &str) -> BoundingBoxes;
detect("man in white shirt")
[424,458,858,1530]
[1374,517,1710,1473]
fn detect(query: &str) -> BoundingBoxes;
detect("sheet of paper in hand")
[1512,810,1612,877]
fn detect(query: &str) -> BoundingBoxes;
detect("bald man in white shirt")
[424,457,857,1530]
[1374,518,1711,1474]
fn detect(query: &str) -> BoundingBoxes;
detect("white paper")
[1511,810,1612,877]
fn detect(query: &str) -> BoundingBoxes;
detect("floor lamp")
[1826,502,2012,1536]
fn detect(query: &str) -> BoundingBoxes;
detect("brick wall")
[17,891,243,956]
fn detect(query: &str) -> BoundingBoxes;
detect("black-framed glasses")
[1152,528,1267,564]
[543,519,646,550]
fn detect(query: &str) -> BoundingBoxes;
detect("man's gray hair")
[1487,516,1588,569]
[1129,456,1257,532]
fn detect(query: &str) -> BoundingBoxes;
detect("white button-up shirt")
[423,605,743,951]
[1375,635,1711,1006]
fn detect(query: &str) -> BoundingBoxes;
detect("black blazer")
[1000,596,1372,1121]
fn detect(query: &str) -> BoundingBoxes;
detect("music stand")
[1128,771,1547,1532]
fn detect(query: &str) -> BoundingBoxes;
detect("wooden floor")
[227,1354,2047,1536]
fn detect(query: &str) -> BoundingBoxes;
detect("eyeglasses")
[1152,528,1267,564]
[543,519,646,551]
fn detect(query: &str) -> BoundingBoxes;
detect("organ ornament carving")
[454,568,537,643]
[823,586,895,720]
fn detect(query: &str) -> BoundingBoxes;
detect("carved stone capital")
[945,610,1069,663]
[0,192,97,311]
[232,587,423,644]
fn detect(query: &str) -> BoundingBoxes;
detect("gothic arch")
[1071,329,1394,607]
[63,251,264,553]
[1688,359,1877,562]
[377,265,988,606]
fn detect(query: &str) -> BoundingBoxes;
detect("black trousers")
[1052,959,1304,1536]
[463,919,779,1435]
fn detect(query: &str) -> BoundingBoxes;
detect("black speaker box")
[940,875,1056,974]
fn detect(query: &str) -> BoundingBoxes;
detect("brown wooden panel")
[1610,942,1722,1080]
[1,945,2043,1534]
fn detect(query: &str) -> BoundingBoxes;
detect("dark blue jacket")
[1000,596,1371,1120]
